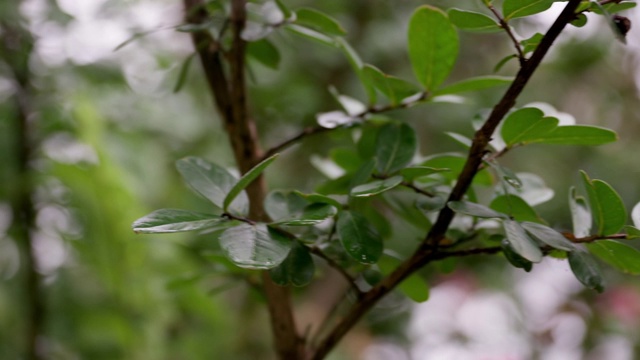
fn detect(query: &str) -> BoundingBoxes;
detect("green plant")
[133,0,639,358]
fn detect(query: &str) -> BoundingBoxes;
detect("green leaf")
[503,219,543,262]
[501,108,617,146]
[570,13,588,27]
[176,157,248,214]
[587,240,640,275]
[569,186,591,237]
[581,171,626,236]
[362,65,422,105]
[503,0,556,20]
[448,8,501,33]
[593,179,627,235]
[448,200,508,219]
[173,53,196,93]
[247,38,280,69]
[351,176,403,197]
[294,8,346,36]
[568,249,605,292]
[490,195,542,223]
[521,221,576,251]
[408,6,459,91]
[349,159,377,189]
[264,190,308,221]
[269,242,315,286]
[501,107,557,146]
[293,191,342,209]
[487,160,522,189]
[520,32,544,54]
[132,209,228,233]
[434,76,513,96]
[400,166,449,181]
[375,122,417,175]
[591,1,637,14]
[625,226,640,239]
[378,255,429,302]
[337,211,383,264]
[534,126,617,145]
[272,203,337,226]
[501,239,533,271]
[219,223,292,269]
[494,54,517,72]
[223,153,279,212]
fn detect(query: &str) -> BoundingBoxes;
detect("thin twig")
[310,1,583,358]
[488,5,526,66]
[372,174,435,197]
[308,246,362,295]
[260,92,428,162]
[569,233,628,243]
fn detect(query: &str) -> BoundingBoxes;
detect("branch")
[308,247,362,295]
[488,5,526,65]
[261,92,428,161]
[310,1,583,358]
[182,1,302,358]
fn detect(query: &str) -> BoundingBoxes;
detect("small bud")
[612,15,632,37]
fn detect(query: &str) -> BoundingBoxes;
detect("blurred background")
[1,0,639,359]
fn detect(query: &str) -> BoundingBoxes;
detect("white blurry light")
[57,0,106,20]
[549,313,586,349]
[122,51,167,94]
[32,22,67,68]
[65,19,128,65]
[409,284,469,347]
[42,132,99,165]
[456,292,523,344]
[310,155,345,179]
[514,258,583,328]
[32,231,67,274]
[587,335,634,360]
[20,0,49,24]
[36,205,74,236]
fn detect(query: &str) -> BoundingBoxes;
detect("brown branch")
[261,92,428,161]
[310,1,583,358]
[182,1,302,358]
[488,5,526,65]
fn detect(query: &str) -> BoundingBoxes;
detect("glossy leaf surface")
[133,209,227,233]
[503,220,543,263]
[587,240,640,275]
[568,249,605,292]
[176,157,248,215]
[219,224,292,269]
[408,6,458,91]
[337,211,383,264]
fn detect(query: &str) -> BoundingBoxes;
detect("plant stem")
[182,0,303,358]
[310,1,583,358]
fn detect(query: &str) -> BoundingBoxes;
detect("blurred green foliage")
[1,0,640,359]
